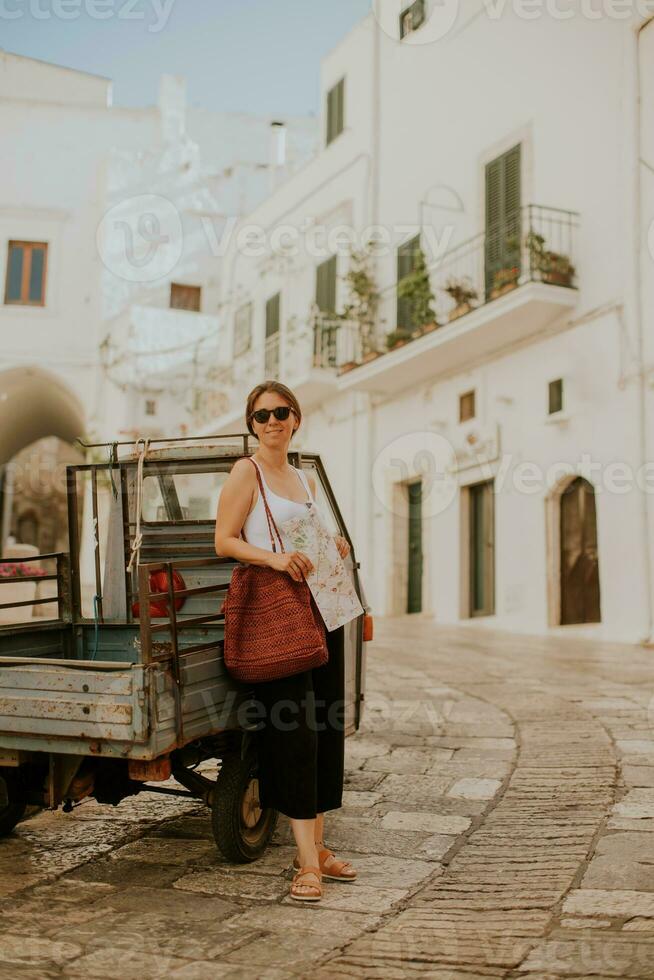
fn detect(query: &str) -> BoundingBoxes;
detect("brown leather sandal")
[290,865,322,902]
[294,847,357,882]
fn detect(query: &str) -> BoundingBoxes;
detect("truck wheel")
[0,768,27,836]
[211,746,277,863]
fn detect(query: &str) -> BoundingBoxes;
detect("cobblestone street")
[1,617,653,979]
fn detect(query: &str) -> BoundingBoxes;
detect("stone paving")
[0,618,653,978]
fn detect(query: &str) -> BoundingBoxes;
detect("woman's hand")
[334,535,350,560]
[268,550,314,582]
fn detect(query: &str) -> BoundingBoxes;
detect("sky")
[1,0,371,116]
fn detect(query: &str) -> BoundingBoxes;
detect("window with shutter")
[265,293,280,338]
[315,256,338,368]
[548,379,563,415]
[397,234,421,331]
[484,144,522,299]
[316,255,337,314]
[326,78,345,146]
[4,241,48,306]
[265,292,281,376]
[459,390,476,423]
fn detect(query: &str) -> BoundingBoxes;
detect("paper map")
[281,505,364,632]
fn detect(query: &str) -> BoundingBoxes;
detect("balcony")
[102,305,224,389]
[283,313,361,410]
[338,204,580,395]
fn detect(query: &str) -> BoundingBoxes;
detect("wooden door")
[407,480,423,613]
[560,478,601,624]
[469,480,495,616]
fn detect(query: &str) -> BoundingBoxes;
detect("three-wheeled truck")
[0,435,370,861]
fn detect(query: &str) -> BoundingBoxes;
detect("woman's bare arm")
[214,458,275,567]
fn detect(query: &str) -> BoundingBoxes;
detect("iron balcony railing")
[309,312,362,370]
[387,204,579,340]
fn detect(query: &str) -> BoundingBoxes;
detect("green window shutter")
[28,246,45,303]
[326,87,334,145]
[316,255,337,314]
[504,145,521,222]
[265,293,280,338]
[548,378,563,415]
[485,144,522,297]
[485,143,521,229]
[397,234,420,331]
[5,244,23,302]
[336,78,345,137]
[265,293,281,377]
[326,78,345,146]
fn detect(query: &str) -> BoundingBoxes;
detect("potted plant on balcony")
[488,232,521,300]
[526,231,575,287]
[385,327,413,351]
[491,266,520,298]
[338,360,358,374]
[443,276,478,321]
[397,245,439,339]
[339,241,383,366]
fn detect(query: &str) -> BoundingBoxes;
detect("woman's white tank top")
[241,458,316,553]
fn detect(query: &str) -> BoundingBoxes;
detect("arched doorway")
[0,367,85,554]
[558,476,601,625]
[0,366,84,465]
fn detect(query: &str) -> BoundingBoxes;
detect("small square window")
[459,390,476,423]
[145,399,157,417]
[548,379,563,415]
[170,283,201,312]
[4,241,48,306]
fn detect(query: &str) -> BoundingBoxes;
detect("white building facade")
[194,6,654,645]
[0,48,316,591]
[0,48,317,460]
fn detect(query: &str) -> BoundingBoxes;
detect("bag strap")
[249,458,285,553]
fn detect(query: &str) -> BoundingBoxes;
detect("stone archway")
[545,474,602,627]
[0,366,85,465]
[0,367,86,555]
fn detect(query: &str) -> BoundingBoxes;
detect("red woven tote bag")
[222,458,328,683]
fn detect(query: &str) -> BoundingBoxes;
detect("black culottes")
[250,619,345,820]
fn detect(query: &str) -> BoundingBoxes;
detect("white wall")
[196,10,654,642]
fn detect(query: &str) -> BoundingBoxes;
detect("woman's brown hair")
[245,380,302,438]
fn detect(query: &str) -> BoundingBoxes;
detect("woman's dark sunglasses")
[250,406,296,424]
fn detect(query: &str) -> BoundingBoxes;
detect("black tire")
[0,768,27,836]
[211,745,277,863]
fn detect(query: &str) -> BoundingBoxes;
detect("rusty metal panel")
[146,638,246,752]
[0,663,148,744]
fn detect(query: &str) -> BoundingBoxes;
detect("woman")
[214,379,358,902]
